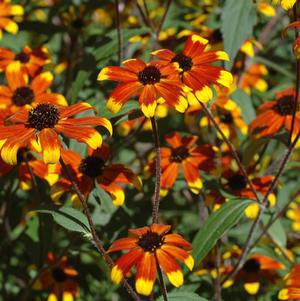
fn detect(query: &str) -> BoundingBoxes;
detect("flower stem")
[59,157,141,301]
[156,0,172,37]
[155,253,169,301]
[115,0,123,65]
[150,117,161,224]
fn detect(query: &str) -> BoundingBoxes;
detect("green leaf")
[192,199,253,263]
[262,217,287,247]
[94,184,117,214]
[67,70,91,104]
[231,88,256,124]
[221,0,257,69]
[157,292,208,301]
[35,207,90,234]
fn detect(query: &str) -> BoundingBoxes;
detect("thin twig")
[214,242,222,301]
[221,131,300,284]
[156,0,172,37]
[59,158,141,301]
[150,117,161,224]
[115,0,123,64]
[197,100,260,202]
[155,254,169,301]
[289,4,300,145]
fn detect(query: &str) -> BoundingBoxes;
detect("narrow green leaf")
[67,70,91,104]
[94,184,117,214]
[36,207,90,234]
[221,0,257,69]
[262,217,287,247]
[157,292,208,301]
[192,199,253,263]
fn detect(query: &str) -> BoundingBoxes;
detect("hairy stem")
[115,0,123,64]
[155,253,169,301]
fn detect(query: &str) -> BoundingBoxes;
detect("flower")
[0,102,112,165]
[0,61,66,111]
[33,252,79,301]
[152,34,233,104]
[239,64,268,94]
[279,265,300,300]
[249,88,300,138]
[0,0,24,39]
[108,224,194,296]
[0,46,50,76]
[145,132,216,196]
[97,59,186,117]
[51,144,142,206]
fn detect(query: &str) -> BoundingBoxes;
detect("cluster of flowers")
[1,0,300,300]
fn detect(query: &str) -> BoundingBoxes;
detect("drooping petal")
[164,234,192,250]
[6,61,28,91]
[97,66,137,82]
[107,237,138,253]
[161,162,179,190]
[139,85,157,118]
[59,102,95,118]
[182,160,202,194]
[39,128,61,164]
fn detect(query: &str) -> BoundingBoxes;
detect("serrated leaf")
[192,199,253,263]
[231,88,256,124]
[221,0,257,69]
[35,207,90,234]
[157,292,208,301]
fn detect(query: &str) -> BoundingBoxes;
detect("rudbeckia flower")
[279,265,300,300]
[0,0,24,39]
[33,252,79,301]
[249,88,300,138]
[97,59,186,117]
[0,61,66,111]
[108,224,194,296]
[152,34,233,104]
[145,132,216,196]
[51,144,142,206]
[0,102,112,165]
[0,46,50,76]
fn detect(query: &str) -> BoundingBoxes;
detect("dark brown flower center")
[12,87,34,106]
[78,156,105,178]
[275,95,298,116]
[52,267,67,282]
[138,231,164,252]
[227,174,247,191]
[170,146,189,163]
[171,53,193,72]
[72,18,84,29]
[219,112,233,124]
[138,66,161,85]
[242,258,261,273]
[27,104,60,131]
[15,51,30,63]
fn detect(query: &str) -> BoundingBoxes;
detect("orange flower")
[0,46,50,76]
[0,61,66,111]
[0,0,23,39]
[97,59,186,117]
[34,252,79,301]
[249,88,300,138]
[235,254,284,295]
[108,224,194,296]
[152,34,232,104]
[51,144,142,206]
[279,265,300,300]
[0,102,112,165]
[145,132,216,196]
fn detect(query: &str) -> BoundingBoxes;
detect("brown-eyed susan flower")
[145,132,216,196]
[235,254,284,295]
[152,34,233,104]
[239,64,268,94]
[286,196,300,232]
[33,252,79,301]
[249,88,300,138]
[0,0,24,39]
[51,144,142,206]
[97,59,186,117]
[0,102,112,165]
[279,265,300,300]
[0,46,50,76]
[0,61,66,111]
[108,224,194,296]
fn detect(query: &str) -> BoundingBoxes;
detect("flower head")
[145,132,216,196]
[98,59,186,117]
[279,264,300,300]
[108,224,194,296]
[0,102,112,165]
[152,34,233,104]
[0,0,23,39]
[51,144,142,206]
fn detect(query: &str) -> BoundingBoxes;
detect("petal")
[30,71,53,95]
[244,282,260,295]
[165,132,182,148]
[0,18,18,34]
[164,233,192,250]
[6,61,28,90]
[135,252,156,296]
[161,162,179,190]
[122,58,146,72]
[150,224,171,235]
[59,102,95,118]
[99,182,125,206]
[139,85,157,118]
[128,226,151,237]
[39,128,61,164]
[97,66,137,82]
[182,160,202,194]
[107,237,138,253]
[35,93,67,106]
[151,49,175,61]
[111,248,143,284]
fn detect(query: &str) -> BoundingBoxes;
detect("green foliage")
[157,292,209,301]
